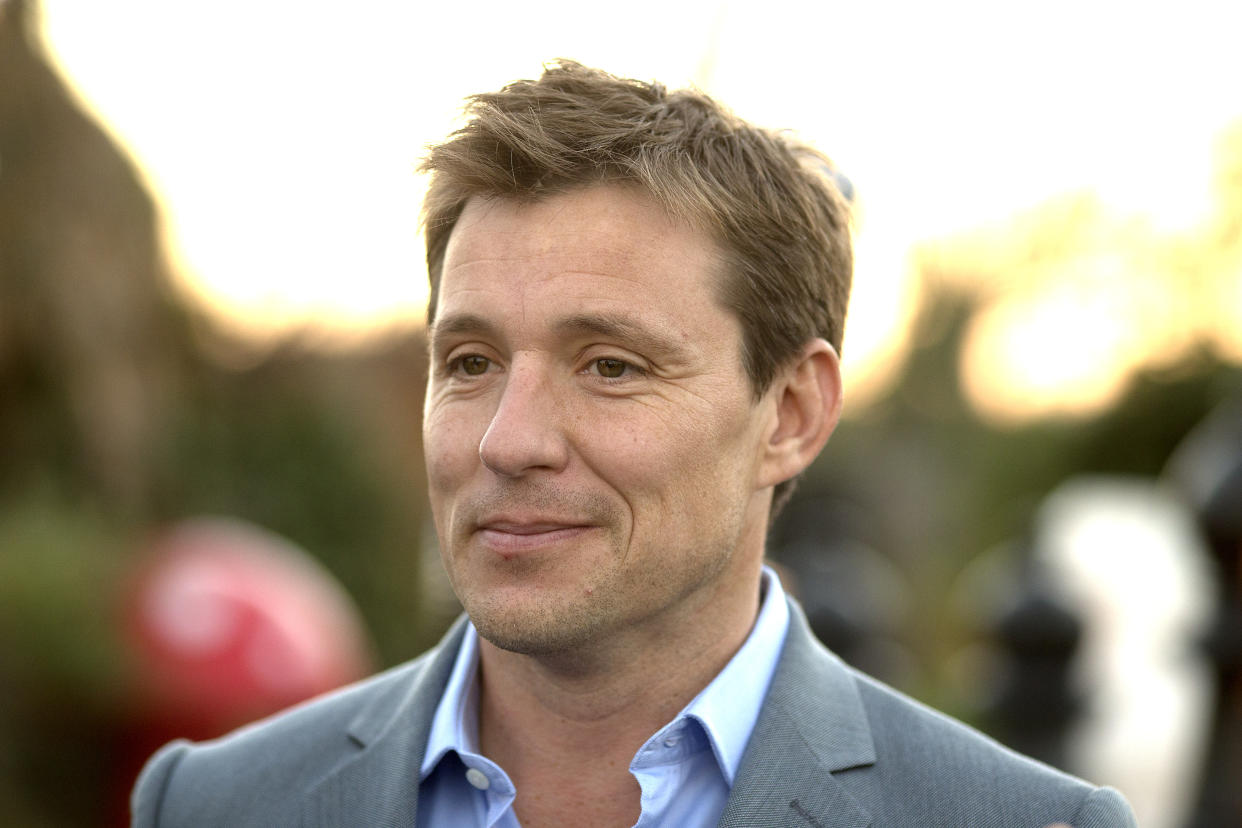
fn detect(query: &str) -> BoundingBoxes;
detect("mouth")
[474,518,595,557]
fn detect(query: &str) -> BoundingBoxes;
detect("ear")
[757,339,843,490]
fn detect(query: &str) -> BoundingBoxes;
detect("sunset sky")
[37,0,1242,420]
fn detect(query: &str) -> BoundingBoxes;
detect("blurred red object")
[124,518,374,734]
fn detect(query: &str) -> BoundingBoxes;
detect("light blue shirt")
[417,567,791,828]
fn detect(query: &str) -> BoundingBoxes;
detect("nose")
[478,359,570,478]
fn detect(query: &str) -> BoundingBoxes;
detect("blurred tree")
[0,0,194,519]
[151,335,438,664]
[1,3,435,824]
[783,124,1242,722]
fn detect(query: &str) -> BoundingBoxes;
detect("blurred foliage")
[0,487,133,828]
[779,116,1242,720]
[0,485,130,697]
[1,3,437,823]
[786,238,1242,717]
[148,340,439,664]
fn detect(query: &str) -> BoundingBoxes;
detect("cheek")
[586,404,752,512]
[423,405,484,491]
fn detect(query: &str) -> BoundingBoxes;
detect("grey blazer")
[131,600,1137,827]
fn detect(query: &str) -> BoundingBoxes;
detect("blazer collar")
[300,616,470,827]
[298,599,875,828]
[719,598,877,828]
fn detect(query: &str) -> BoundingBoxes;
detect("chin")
[465,590,622,657]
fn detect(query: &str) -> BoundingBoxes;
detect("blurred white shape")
[1035,477,1216,828]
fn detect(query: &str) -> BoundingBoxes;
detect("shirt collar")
[420,616,483,778]
[419,565,791,784]
[677,565,790,784]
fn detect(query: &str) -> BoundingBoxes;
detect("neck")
[475,559,764,827]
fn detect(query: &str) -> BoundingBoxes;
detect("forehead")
[434,186,730,332]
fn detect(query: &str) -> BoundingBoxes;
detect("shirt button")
[465,767,490,790]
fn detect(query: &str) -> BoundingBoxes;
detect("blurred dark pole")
[981,578,1082,771]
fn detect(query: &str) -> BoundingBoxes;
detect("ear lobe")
[758,339,843,490]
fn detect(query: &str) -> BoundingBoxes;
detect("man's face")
[423,185,777,655]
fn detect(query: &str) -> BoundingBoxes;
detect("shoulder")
[850,670,1133,826]
[131,625,460,828]
[755,603,1137,827]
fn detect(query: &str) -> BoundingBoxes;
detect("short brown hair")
[420,60,852,510]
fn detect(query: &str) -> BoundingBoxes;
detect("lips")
[474,518,595,557]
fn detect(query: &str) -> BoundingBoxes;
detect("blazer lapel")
[300,617,470,828]
[298,601,874,827]
[718,600,876,828]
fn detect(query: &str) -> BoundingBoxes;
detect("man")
[132,61,1136,827]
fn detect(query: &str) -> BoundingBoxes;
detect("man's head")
[420,63,849,657]
[421,61,852,513]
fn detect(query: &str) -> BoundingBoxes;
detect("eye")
[594,358,629,379]
[455,355,491,376]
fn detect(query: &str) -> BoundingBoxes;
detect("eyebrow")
[429,311,688,362]
[428,312,499,347]
[552,313,688,362]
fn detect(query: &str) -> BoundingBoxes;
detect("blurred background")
[2,0,1240,825]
